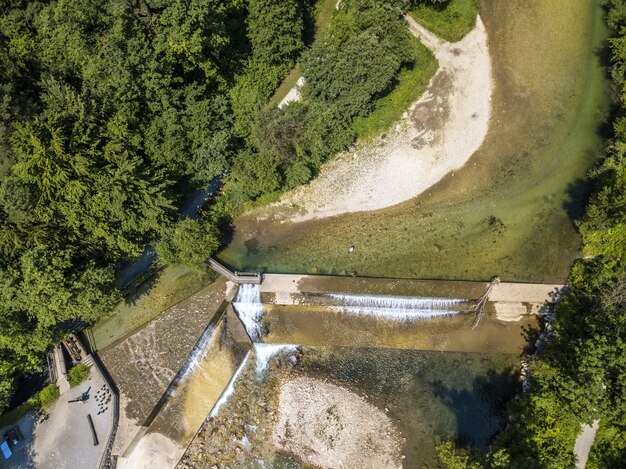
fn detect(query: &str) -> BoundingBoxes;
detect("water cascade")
[327,293,465,320]
[233,284,264,341]
[233,285,300,379]
[209,351,252,418]
[254,343,299,378]
[165,323,217,398]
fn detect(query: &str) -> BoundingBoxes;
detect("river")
[217,0,612,284]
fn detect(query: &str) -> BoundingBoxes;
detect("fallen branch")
[471,276,500,329]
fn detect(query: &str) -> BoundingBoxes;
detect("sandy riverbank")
[282,15,492,221]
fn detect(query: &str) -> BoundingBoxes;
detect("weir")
[230,282,541,354]
[110,273,565,468]
[257,273,565,322]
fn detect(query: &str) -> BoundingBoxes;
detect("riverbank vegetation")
[438,1,626,467]
[411,0,479,42]
[0,0,456,414]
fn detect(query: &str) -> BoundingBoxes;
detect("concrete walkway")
[574,420,599,469]
[32,367,114,468]
[52,346,70,395]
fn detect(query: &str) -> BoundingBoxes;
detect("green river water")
[218,0,612,283]
[183,1,614,467]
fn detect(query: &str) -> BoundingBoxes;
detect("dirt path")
[282,15,492,221]
[574,420,599,469]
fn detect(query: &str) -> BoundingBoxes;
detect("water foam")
[327,293,464,321]
[166,323,216,397]
[233,284,264,341]
[254,343,299,377]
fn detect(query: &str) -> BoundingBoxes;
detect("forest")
[438,1,626,467]
[0,0,436,412]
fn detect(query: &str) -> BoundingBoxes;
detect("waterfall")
[233,284,264,341]
[165,323,217,398]
[327,293,465,320]
[209,351,251,418]
[254,343,299,378]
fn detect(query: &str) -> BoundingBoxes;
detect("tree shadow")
[563,177,594,223]
[430,367,518,451]
[0,413,37,468]
[301,0,319,47]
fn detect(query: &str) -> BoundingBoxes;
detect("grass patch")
[314,0,337,37]
[411,0,480,43]
[90,264,216,350]
[268,65,302,107]
[352,37,437,140]
[67,364,91,387]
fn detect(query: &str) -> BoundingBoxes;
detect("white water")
[166,323,217,397]
[233,284,264,341]
[327,293,464,321]
[209,351,252,418]
[254,343,299,377]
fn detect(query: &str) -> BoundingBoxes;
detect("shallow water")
[218,0,612,283]
[181,345,520,469]
[298,347,519,468]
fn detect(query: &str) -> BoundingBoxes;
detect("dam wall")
[258,273,565,321]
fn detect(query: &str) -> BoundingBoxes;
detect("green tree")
[157,218,220,269]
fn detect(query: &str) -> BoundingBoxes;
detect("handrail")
[92,353,120,469]
[206,258,262,284]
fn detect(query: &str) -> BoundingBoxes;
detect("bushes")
[0,383,59,428]
[302,0,413,118]
[36,383,60,407]
[226,0,421,212]
[231,0,308,139]
[156,218,221,270]
[67,363,91,387]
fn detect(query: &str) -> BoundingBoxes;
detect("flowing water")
[254,344,299,378]
[234,284,265,341]
[180,284,533,468]
[181,344,520,469]
[326,292,466,320]
[233,285,301,379]
[217,0,612,283]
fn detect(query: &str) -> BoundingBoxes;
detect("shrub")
[36,384,60,407]
[67,363,91,387]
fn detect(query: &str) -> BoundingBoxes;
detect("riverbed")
[218,0,611,283]
[180,345,520,469]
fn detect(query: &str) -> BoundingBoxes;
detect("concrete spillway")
[326,293,465,320]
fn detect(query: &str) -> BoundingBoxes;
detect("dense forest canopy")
[0,0,433,412]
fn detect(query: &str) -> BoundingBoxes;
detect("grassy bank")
[411,0,480,42]
[269,0,337,105]
[352,37,437,140]
[90,265,217,350]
